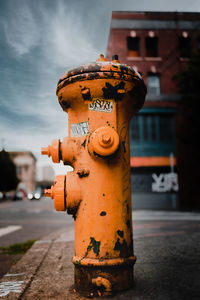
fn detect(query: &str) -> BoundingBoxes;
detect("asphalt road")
[0,200,200,299]
[1,198,200,248]
[0,197,74,247]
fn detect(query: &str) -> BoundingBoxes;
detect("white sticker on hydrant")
[71,121,89,137]
[89,99,113,113]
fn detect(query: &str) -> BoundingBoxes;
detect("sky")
[0,0,200,179]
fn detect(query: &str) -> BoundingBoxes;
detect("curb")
[0,228,75,299]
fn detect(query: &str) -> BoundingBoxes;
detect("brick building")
[107,11,200,209]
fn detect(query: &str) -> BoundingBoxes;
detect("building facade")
[9,151,37,194]
[107,11,200,209]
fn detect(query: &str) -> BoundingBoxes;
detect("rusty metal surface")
[57,60,141,86]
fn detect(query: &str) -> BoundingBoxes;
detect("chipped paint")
[86,237,101,256]
[102,82,126,101]
[100,211,107,216]
[117,230,124,238]
[114,238,129,258]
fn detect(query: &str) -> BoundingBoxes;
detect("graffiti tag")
[152,173,179,192]
[89,99,113,113]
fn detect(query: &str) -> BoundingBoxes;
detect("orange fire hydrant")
[42,54,146,296]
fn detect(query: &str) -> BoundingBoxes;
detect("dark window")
[179,37,191,58]
[159,115,174,142]
[127,36,140,57]
[130,113,176,156]
[132,116,140,141]
[147,73,160,95]
[145,37,158,57]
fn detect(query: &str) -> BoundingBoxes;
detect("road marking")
[35,240,51,244]
[0,281,24,297]
[132,211,200,221]
[135,231,184,239]
[4,273,25,277]
[0,226,22,238]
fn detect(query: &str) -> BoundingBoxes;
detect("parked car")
[28,191,41,200]
[13,191,24,201]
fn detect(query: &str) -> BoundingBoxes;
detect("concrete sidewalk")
[0,211,200,299]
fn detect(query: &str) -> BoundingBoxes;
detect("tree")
[0,149,19,198]
[174,54,200,209]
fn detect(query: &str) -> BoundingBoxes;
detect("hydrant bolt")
[102,134,111,144]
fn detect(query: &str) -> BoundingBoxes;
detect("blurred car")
[13,191,24,201]
[28,191,41,200]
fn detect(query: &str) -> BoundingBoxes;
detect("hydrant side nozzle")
[41,146,51,157]
[41,140,60,163]
[60,137,78,166]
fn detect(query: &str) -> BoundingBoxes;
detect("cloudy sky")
[0,0,200,178]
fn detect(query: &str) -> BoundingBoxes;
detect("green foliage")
[0,240,36,255]
[0,149,19,193]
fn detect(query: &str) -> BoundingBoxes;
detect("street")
[0,199,200,299]
[0,197,74,247]
[1,199,200,248]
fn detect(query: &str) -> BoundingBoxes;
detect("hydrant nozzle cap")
[96,54,107,62]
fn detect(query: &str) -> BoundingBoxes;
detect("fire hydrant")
[42,54,146,296]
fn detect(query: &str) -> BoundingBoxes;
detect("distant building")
[9,151,36,193]
[36,166,55,191]
[42,166,55,183]
[107,11,200,209]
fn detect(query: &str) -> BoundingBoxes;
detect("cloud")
[1,0,40,56]
[38,0,100,69]
[1,0,200,179]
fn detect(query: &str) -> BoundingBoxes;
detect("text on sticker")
[89,99,113,113]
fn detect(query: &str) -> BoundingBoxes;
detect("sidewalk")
[0,211,200,299]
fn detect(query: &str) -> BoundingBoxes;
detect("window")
[147,73,160,95]
[16,166,21,177]
[179,37,191,58]
[130,111,176,156]
[145,37,158,57]
[127,36,140,57]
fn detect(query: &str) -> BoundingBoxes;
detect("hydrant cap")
[56,54,146,95]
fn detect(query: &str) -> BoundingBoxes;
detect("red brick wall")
[107,12,200,95]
